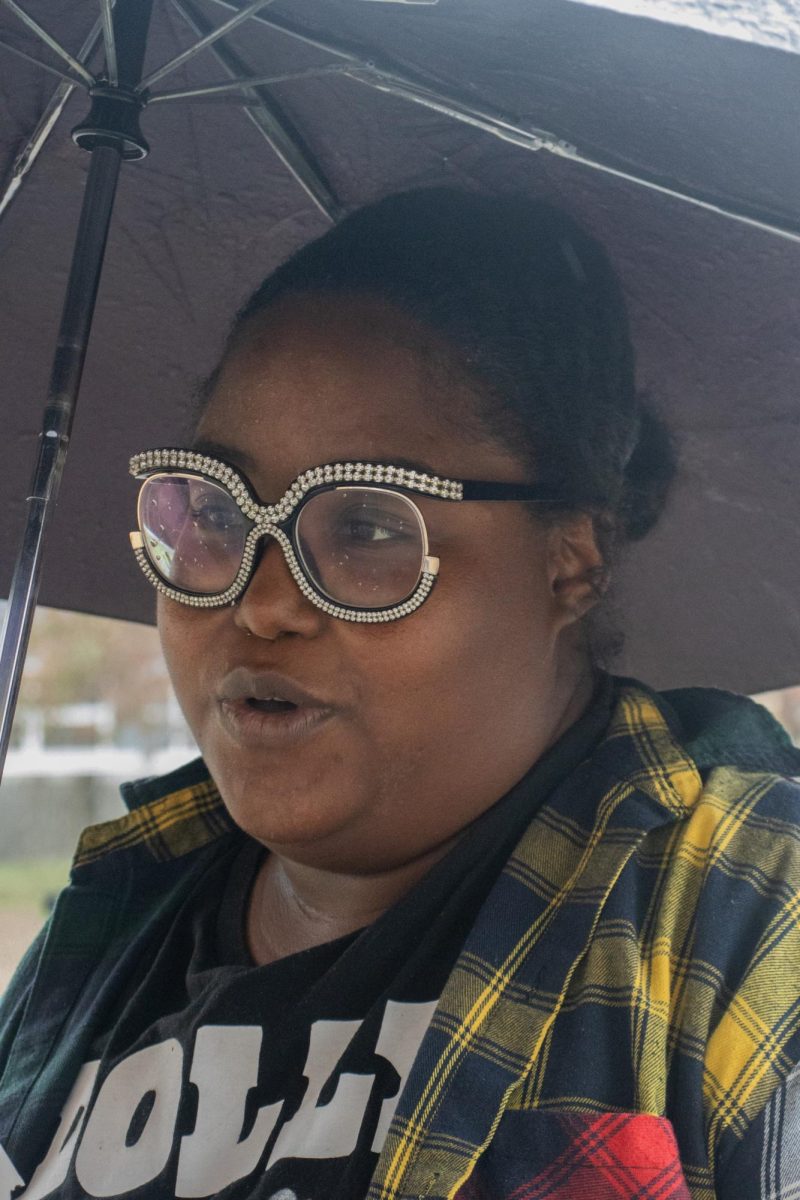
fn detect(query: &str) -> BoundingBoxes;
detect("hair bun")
[618,403,677,541]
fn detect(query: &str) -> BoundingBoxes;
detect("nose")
[232,533,324,641]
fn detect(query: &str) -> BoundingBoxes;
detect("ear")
[545,514,609,628]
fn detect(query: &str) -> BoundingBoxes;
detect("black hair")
[208,188,677,658]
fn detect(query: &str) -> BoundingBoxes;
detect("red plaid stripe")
[457,1113,692,1200]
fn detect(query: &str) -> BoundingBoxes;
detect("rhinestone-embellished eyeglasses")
[129,448,564,623]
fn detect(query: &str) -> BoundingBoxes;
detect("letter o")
[75,1040,183,1196]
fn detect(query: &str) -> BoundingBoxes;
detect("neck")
[246,659,599,966]
[246,834,460,966]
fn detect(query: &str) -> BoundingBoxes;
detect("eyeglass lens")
[139,475,426,608]
[140,476,247,595]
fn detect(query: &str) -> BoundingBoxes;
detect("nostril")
[231,535,324,639]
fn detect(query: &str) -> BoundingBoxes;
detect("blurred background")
[1,605,798,990]
[0,606,196,989]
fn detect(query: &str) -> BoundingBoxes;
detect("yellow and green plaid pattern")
[366,685,800,1199]
[1,677,798,1200]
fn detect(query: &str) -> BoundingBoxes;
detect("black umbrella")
[1,0,799,776]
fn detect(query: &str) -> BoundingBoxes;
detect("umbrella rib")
[343,67,575,154]
[555,148,800,247]
[98,0,118,85]
[138,0,278,92]
[0,17,105,223]
[204,3,800,245]
[146,63,349,103]
[238,96,341,223]
[0,0,95,86]
[208,1,364,64]
[167,0,340,221]
[0,34,92,86]
[0,75,74,218]
[345,67,800,246]
[204,5,553,148]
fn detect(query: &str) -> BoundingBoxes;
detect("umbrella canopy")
[0,0,798,695]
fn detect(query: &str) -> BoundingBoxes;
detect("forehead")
[196,295,522,491]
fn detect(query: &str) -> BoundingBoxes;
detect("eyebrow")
[190,438,260,474]
[190,438,444,480]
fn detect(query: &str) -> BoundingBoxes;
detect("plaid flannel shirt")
[1,675,799,1199]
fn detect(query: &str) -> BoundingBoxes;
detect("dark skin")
[158,294,606,965]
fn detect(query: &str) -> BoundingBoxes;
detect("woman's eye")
[190,499,236,532]
[339,510,412,545]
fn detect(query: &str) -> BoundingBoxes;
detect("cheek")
[156,598,216,728]
[350,523,554,735]
[333,528,558,832]
[434,517,554,652]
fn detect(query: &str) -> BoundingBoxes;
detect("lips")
[217,666,336,745]
[219,666,332,708]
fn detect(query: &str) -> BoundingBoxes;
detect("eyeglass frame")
[129,447,569,623]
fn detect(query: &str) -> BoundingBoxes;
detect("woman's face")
[158,295,598,873]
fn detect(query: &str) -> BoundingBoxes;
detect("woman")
[1,189,798,1200]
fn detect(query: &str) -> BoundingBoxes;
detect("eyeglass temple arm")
[460,480,569,503]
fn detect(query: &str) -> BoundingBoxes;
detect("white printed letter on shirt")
[22,1060,99,1200]
[75,1040,182,1197]
[176,1025,283,1196]
[371,1000,437,1152]
[267,1020,374,1166]
[0,1142,24,1200]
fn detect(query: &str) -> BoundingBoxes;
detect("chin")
[217,776,364,856]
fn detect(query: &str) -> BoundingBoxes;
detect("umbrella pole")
[0,0,153,783]
[0,146,122,780]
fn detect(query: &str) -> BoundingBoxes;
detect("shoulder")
[609,675,800,951]
[637,675,800,886]
[72,756,234,870]
[644,675,800,780]
[610,672,800,815]
[613,678,800,1162]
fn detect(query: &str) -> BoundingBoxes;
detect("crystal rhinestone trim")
[132,545,435,622]
[129,449,464,505]
[129,448,445,621]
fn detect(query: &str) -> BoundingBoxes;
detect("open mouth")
[246,697,298,714]
[219,693,333,744]
[217,668,335,742]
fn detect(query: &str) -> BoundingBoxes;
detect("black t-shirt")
[40,677,613,1200]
